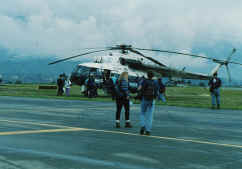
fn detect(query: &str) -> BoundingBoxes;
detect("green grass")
[0,84,242,110]
[0,84,113,102]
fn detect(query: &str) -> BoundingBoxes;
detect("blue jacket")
[116,79,129,97]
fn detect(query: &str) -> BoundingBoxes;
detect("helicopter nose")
[70,74,86,86]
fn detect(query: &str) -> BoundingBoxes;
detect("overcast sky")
[1,0,242,79]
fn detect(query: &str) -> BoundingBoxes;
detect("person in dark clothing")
[138,71,159,136]
[114,71,132,128]
[57,74,65,96]
[102,71,115,98]
[104,77,115,99]
[208,72,222,109]
[86,74,97,98]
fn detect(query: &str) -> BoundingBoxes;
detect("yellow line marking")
[0,128,86,136]
[0,119,75,129]
[1,119,242,149]
[81,129,242,149]
[0,125,242,150]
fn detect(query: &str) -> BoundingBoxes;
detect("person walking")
[157,76,166,103]
[114,71,132,128]
[208,72,222,109]
[139,71,158,136]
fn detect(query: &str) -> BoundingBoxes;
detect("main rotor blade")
[134,48,242,66]
[226,60,242,66]
[225,65,232,82]
[134,47,212,58]
[48,49,110,65]
[226,48,236,62]
[128,48,167,67]
[80,47,107,50]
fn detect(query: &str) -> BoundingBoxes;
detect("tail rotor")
[210,48,236,82]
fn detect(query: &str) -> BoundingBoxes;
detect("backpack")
[142,80,155,100]
[114,81,123,98]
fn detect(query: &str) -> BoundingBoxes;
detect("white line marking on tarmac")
[114,153,160,164]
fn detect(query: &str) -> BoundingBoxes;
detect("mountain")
[0,57,80,83]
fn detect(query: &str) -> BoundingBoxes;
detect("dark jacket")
[87,78,97,89]
[57,78,64,88]
[141,79,159,100]
[208,77,221,92]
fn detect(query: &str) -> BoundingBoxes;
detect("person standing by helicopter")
[208,72,222,109]
[138,71,158,136]
[114,71,132,128]
[64,76,72,96]
[86,74,97,98]
[57,74,65,96]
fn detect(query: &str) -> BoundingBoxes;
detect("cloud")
[1,0,242,79]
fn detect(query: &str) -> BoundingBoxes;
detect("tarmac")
[0,96,242,169]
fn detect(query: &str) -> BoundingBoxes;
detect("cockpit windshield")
[73,66,90,75]
[73,65,102,78]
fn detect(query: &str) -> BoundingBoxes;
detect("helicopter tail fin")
[209,48,236,82]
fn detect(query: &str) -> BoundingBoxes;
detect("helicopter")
[48,44,242,91]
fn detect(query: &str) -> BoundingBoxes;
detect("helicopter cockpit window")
[74,66,90,75]
[89,68,97,75]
